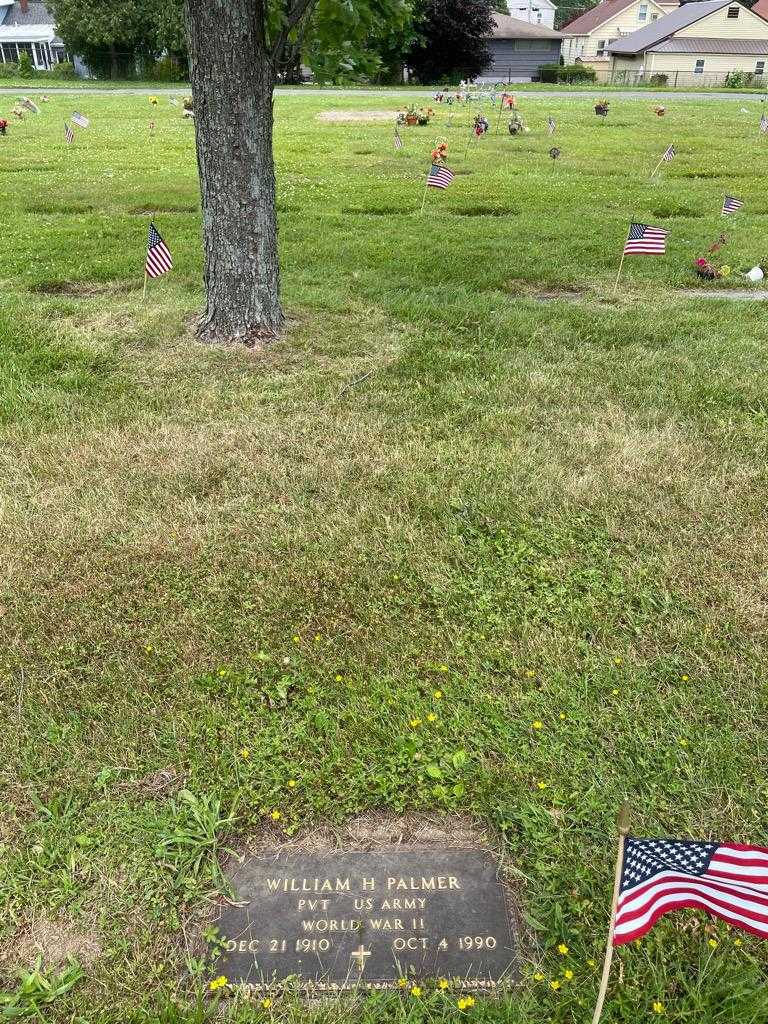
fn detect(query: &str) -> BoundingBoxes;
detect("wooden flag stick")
[591,802,632,1024]
[420,171,431,214]
[612,249,627,295]
[649,152,667,178]
[142,213,154,301]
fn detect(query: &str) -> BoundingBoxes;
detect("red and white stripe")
[614,843,768,945]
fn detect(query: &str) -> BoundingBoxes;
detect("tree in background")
[48,0,186,78]
[406,0,495,83]
[183,0,412,346]
[300,0,415,83]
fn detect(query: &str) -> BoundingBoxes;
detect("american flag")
[71,111,89,128]
[722,195,744,215]
[64,121,73,145]
[547,116,556,135]
[21,97,40,113]
[145,223,173,278]
[427,163,454,189]
[614,838,768,945]
[760,113,768,133]
[623,223,668,256]
[662,143,676,161]
[394,127,403,150]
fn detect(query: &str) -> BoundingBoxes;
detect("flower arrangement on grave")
[11,106,24,120]
[594,99,610,117]
[502,92,516,110]
[431,142,449,165]
[508,110,527,135]
[402,104,434,126]
[149,95,159,106]
[473,113,490,136]
[653,105,666,116]
[693,234,730,279]
[0,119,7,136]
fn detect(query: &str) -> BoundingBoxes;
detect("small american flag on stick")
[614,837,768,944]
[623,222,668,256]
[427,163,454,189]
[394,127,403,150]
[547,116,556,135]
[760,113,768,134]
[662,143,676,161]
[64,121,73,145]
[71,111,89,128]
[722,195,744,215]
[145,223,173,280]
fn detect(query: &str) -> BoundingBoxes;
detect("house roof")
[649,34,768,51]
[752,0,768,20]
[2,0,54,27]
[607,0,734,52]
[491,11,564,37]
[561,0,641,35]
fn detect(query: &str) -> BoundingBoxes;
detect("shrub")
[649,73,668,86]
[50,60,76,79]
[725,70,754,88]
[151,56,187,82]
[539,62,597,84]
[0,62,19,79]
[17,50,34,78]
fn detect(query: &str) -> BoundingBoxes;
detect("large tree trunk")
[184,0,283,345]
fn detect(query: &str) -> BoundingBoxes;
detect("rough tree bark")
[184,0,283,345]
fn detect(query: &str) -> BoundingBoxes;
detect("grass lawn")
[1,90,767,1023]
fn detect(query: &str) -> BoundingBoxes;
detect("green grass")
[1,91,767,1024]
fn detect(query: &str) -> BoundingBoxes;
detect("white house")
[0,0,66,70]
[608,0,768,84]
[561,0,677,77]
[506,0,557,30]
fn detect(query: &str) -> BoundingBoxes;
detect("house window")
[756,60,765,75]
[651,12,658,20]
[727,4,739,16]
[596,38,607,55]
[694,59,705,73]
[536,10,542,21]
[638,3,649,21]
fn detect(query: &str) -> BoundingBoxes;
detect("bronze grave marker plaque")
[213,848,517,992]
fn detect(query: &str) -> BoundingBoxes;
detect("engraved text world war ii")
[213,849,517,992]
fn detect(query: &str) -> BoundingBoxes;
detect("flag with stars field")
[760,113,768,134]
[394,126,403,150]
[71,111,89,128]
[614,838,768,944]
[662,143,676,161]
[623,223,668,255]
[427,163,454,189]
[145,223,173,279]
[64,121,73,145]
[722,195,744,215]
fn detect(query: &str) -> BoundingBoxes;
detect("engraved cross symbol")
[350,944,371,971]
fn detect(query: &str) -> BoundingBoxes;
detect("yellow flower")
[410,986,422,997]
[612,688,619,696]
[533,972,545,981]
[721,265,731,277]
[261,997,272,1008]
[563,969,574,980]
[239,748,250,759]
[292,635,300,643]
[397,978,408,988]
[525,669,536,678]
[733,938,743,947]
[652,1001,665,1014]
[287,779,297,788]
[409,718,422,728]
[433,690,443,699]
[532,720,543,730]
[218,669,227,677]
[427,713,438,722]
[614,657,622,665]
[557,944,569,955]
[270,810,282,821]
[587,959,596,967]
[335,674,343,681]
[537,781,547,790]
[208,975,227,991]
[438,978,449,990]
[678,739,689,747]
[457,996,476,1009]
[559,712,566,720]
[439,664,448,671]
[681,674,689,681]
[708,938,718,948]
[145,644,153,653]
[550,980,561,990]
